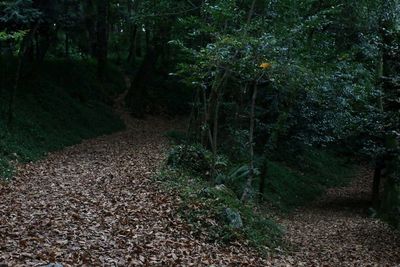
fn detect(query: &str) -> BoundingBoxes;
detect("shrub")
[167,144,212,175]
[157,168,283,250]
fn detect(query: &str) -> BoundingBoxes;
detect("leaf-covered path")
[0,117,271,266]
[278,168,400,266]
[1,114,400,266]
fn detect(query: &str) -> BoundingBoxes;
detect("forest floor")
[1,115,399,266]
[0,116,270,266]
[278,168,400,266]
[1,90,400,266]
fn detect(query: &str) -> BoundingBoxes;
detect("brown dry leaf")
[0,113,399,266]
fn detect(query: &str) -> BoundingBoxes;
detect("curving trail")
[276,168,400,266]
[0,117,271,266]
[1,88,399,266]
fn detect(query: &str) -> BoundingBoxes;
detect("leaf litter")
[0,116,399,266]
[0,117,272,266]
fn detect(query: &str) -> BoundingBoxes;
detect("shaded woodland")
[0,0,399,265]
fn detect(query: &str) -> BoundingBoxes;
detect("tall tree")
[96,0,109,80]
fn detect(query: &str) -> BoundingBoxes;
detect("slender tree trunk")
[187,87,200,141]
[374,1,400,223]
[210,93,220,179]
[371,37,387,206]
[145,29,151,53]
[208,71,229,179]
[136,30,142,57]
[247,0,257,24]
[201,86,209,146]
[84,0,97,57]
[242,81,258,202]
[234,83,246,129]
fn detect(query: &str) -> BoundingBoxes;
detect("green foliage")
[167,144,229,177]
[0,29,27,55]
[159,0,400,229]
[167,144,213,176]
[167,144,209,169]
[0,30,27,42]
[157,168,282,250]
[0,0,42,26]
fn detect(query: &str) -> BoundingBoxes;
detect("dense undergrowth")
[158,132,356,249]
[157,168,283,251]
[0,58,125,178]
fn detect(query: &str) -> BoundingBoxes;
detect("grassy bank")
[262,150,356,211]
[0,58,125,178]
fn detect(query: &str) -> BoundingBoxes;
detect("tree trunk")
[127,46,159,117]
[145,29,151,53]
[247,0,257,24]
[96,0,109,80]
[127,25,138,65]
[207,71,229,180]
[136,30,142,57]
[36,23,56,63]
[242,81,258,202]
[84,0,97,57]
